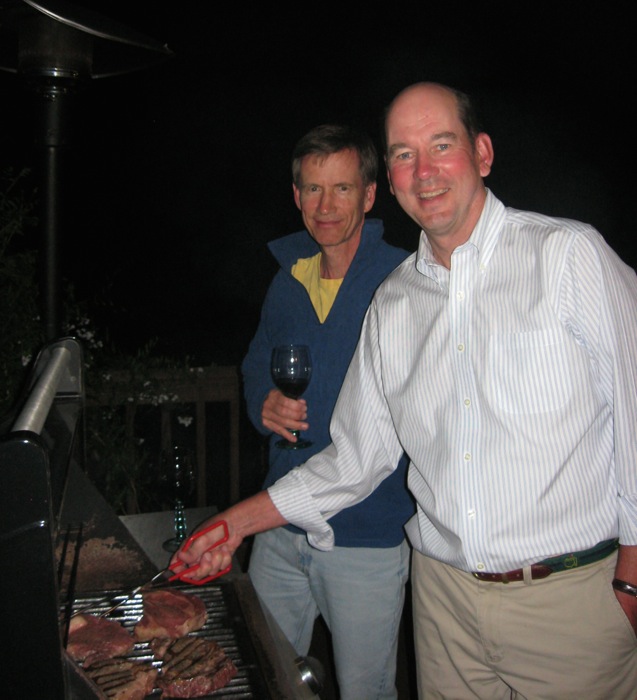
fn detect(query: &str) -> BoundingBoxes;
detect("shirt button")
[456,290,465,300]
[457,343,465,352]
[467,508,476,518]
[476,562,486,571]
[464,398,471,407]
[464,453,471,461]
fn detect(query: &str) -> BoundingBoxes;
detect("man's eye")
[395,152,412,161]
[436,143,450,152]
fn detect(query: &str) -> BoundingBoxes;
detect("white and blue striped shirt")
[269,190,637,573]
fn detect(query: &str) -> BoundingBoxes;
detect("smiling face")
[385,83,493,253]
[292,148,376,254]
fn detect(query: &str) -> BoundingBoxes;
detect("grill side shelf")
[232,574,322,700]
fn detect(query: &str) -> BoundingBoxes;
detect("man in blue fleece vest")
[241,124,415,700]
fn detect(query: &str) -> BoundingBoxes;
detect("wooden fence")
[88,365,241,511]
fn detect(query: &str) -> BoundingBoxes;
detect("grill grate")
[65,581,272,699]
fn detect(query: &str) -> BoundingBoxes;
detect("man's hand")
[614,592,637,635]
[169,492,288,582]
[261,388,309,443]
[169,518,239,582]
[614,544,637,635]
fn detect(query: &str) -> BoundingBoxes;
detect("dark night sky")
[0,2,634,366]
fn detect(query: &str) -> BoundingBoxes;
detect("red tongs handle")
[168,520,232,585]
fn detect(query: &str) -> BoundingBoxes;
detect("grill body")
[0,338,321,699]
[1,338,83,698]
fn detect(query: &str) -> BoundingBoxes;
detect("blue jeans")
[248,527,410,700]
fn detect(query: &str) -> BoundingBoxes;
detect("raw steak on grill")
[133,587,207,641]
[152,635,238,698]
[82,657,158,700]
[67,614,135,667]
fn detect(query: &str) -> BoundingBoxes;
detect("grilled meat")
[82,657,158,700]
[134,588,207,641]
[152,635,227,677]
[153,636,238,698]
[67,614,135,667]
[71,586,237,697]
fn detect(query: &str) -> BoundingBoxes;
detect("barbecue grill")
[0,336,323,699]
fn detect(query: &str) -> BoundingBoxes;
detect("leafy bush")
[0,167,196,514]
[0,167,43,414]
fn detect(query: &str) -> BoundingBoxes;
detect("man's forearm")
[615,543,637,583]
[225,490,288,540]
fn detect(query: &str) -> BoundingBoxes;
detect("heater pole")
[32,80,76,340]
[0,0,173,343]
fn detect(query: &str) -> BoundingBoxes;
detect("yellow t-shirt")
[292,253,342,323]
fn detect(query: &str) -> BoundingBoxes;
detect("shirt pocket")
[487,329,574,415]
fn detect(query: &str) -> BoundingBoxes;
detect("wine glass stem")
[174,499,187,542]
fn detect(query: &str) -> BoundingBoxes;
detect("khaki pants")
[412,550,637,699]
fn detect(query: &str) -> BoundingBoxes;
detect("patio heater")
[0,0,172,340]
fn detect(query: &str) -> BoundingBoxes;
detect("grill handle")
[11,337,83,434]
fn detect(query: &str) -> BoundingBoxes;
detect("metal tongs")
[71,520,231,617]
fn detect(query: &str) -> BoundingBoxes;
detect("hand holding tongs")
[71,521,231,617]
[169,519,232,585]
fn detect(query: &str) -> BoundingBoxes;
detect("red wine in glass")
[275,377,310,398]
[271,344,312,450]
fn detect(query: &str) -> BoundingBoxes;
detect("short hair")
[292,124,378,187]
[382,82,483,155]
[452,86,482,143]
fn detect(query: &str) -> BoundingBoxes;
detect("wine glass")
[271,344,312,450]
[159,445,197,552]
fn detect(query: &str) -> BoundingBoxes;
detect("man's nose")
[415,153,439,180]
[318,191,335,213]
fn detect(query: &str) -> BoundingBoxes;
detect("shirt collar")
[415,189,505,280]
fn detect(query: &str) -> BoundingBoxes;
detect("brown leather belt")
[472,538,618,584]
[473,565,553,583]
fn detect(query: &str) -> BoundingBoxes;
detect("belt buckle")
[563,553,578,569]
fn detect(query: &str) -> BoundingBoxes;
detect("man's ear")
[385,163,395,196]
[475,133,494,177]
[292,183,302,210]
[364,182,377,212]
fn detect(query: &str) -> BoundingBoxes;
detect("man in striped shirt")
[175,82,637,699]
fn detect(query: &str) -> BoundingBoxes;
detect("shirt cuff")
[268,471,335,551]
